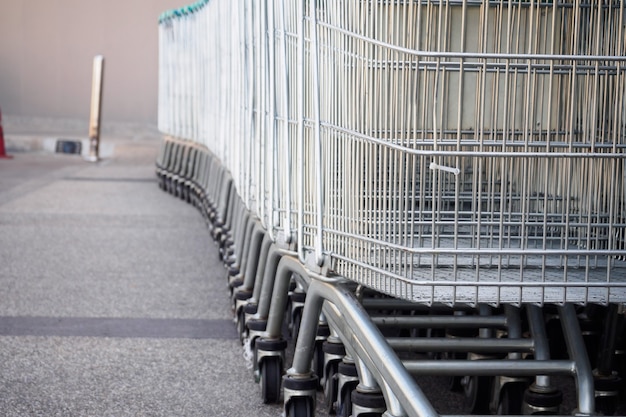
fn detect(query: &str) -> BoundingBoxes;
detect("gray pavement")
[0,142,524,417]
[0,132,283,416]
[2,123,615,417]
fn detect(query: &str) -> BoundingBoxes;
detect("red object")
[0,106,13,159]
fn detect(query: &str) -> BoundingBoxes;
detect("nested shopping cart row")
[158,1,626,416]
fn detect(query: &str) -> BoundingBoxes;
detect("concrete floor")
[2,127,623,417]
[0,139,283,416]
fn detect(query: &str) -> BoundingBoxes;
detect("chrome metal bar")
[558,304,596,415]
[308,0,324,266]
[504,305,522,360]
[264,255,308,337]
[296,0,305,264]
[371,315,507,329]
[250,243,282,319]
[251,233,273,303]
[526,305,552,388]
[403,360,575,376]
[241,221,266,290]
[386,337,534,353]
[289,279,439,417]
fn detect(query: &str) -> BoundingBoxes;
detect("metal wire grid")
[302,0,626,305]
[159,0,626,306]
[240,1,302,241]
[159,2,303,243]
[159,3,253,217]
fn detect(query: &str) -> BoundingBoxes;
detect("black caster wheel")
[286,396,314,417]
[338,384,354,417]
[229,276,244,293]
[311,327,329,388]
[497,382,527,415]
[351,390,386,417]
[236,308,246,345]
[312,340,325,388]
[523,385,563,415]
[260,356,282,404]
[462,375,492,414]
[322,341,345,414]
[595,375,622,416]
[336,361,358,417]
[324,365,339,415]
[596,395,619,416]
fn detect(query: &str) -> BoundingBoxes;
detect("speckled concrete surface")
[0,336,281,417]
[3,129,621,417]
[0,137,282,417]
[0,159,230,320]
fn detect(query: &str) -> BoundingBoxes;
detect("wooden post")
[87,55,104,161]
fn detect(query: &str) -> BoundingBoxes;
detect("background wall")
[0,0,189,126]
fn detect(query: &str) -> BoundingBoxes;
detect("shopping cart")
[283,1,626,416]
[157,1,626,416]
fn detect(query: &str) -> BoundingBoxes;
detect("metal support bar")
[386,337,534,353]
[251,234,274,302]
[403,360,576,376]
[526,305,553,388]
[558,304,595,415]
[371,315,507,329]
[264,255,309,337]
[241,221,266,290]
[287,279,439,417]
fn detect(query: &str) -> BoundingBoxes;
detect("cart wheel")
[324,362,339,414]
[286,396,313,417]
[595,376,622,416]
[260,357,282,404]
[447,375,464,392]
[462,375,492,414]
[351,390,386,417]
[497,382,526,415]
[596,396,618,416]
[313,340,325,388]
[338,383,355,417]
[236,309,246,345]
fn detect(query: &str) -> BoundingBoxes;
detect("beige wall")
[0,0,189,125]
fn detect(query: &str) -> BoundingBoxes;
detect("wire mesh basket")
[300,0,626,306]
